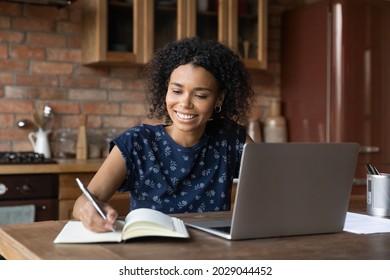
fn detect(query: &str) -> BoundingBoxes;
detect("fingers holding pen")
[76,195,117,232]
[86,201,117,232]
[76,178,118,232]
[85,203,117,232]
[103,204,118,232]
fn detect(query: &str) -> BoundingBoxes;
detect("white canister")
[367,174,390,217]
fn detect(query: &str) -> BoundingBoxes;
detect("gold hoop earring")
[215,106,222,113]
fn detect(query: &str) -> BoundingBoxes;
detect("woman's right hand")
[73,194,118,233]
[72,145,126,232]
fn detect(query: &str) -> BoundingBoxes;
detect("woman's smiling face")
[165,64,224,139]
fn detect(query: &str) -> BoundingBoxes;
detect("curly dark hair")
[142,37,254,128]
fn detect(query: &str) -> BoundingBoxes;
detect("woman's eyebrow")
[169,82,183,87]
[193,87,212,92]
[169,82,212,92]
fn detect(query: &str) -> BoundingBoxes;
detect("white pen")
[75,178,107,220]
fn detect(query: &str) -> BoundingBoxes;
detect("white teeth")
[176,112,196,120]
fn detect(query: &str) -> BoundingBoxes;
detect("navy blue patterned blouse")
[110,119,246,214]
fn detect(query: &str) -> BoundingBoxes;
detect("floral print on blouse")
[110,119,246,214]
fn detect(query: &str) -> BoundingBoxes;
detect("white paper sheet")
[344,212,390,234]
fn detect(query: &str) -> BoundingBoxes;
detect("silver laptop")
[186,142,359,240]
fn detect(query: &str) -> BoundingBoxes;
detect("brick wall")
[0,0,297,156]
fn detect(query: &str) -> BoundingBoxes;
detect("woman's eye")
[195,95,207,99]
[171,89,181,95]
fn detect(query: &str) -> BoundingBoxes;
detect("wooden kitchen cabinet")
[82,0,267,69]
[58,173,129,220]
[81,0,152,65]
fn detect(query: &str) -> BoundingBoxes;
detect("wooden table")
[1,198,390,260]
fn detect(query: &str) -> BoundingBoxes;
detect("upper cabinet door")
[233,0,268,69]
[153,0,178,51]
[175,0,222,41]
[81,0,267,68]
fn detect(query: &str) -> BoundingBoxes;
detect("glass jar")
[51,128,76,158]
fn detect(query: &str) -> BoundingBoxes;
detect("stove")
[0,152,57,164]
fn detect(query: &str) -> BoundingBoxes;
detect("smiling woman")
[144,37,254,128]
[72,37,255,233]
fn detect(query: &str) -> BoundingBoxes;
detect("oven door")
[0,174,59,223]
[0,199,58,222]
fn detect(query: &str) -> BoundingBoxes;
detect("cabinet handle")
[0,183,8,195]
[359,146,380,153]
[16,184,32,194]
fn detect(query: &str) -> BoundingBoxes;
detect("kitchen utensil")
[41,105,53,130]
[365,164,380,175]
[32,104,53,130]
[16,119,36,130]
[33,107,42,130]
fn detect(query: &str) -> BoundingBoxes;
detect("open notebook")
[186,142,359,240]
